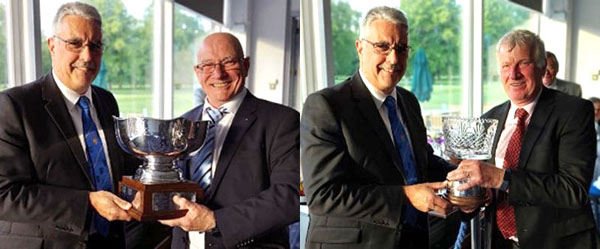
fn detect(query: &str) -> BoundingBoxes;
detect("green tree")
[330,0,361,82]
[483,0,529,76]
[173,6,208,89]
[400,0,461,80]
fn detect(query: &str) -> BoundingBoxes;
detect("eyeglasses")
[361,39,411,55]
[53,35,104,54]
[195,57,244,74]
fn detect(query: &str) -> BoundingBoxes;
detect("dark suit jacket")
[0,73,136,249]
[171,92,300,249]
[478,88,598,249]
[300,72,453,248]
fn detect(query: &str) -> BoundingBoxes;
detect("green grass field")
[111,87,197,118]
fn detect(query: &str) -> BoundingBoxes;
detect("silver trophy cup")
[113,116,209,221]
[442,117,498,207]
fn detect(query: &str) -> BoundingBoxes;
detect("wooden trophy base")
[448,192,488,208]
[119,176,203,222]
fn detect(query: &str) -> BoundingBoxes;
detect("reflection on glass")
[172,4,220,117]
[482,0,538,111]
[40,0,154,116]
[0,0,7,91]
[330,0,464,134]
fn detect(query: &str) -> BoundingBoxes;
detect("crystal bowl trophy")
[442,117,498,208]
[113,116,208,221]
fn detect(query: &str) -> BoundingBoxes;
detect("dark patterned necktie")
[496,108,528,239]
[77,96,111,237]
[383,96,419,226]
[191,106,228,191]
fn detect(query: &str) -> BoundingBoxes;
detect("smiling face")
[542,55,558,86]
[356,19,408,95]
[497,44,544,107]
[195,33,249,108]
[48,15,102,94]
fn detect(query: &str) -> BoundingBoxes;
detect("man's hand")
[403,182,452,215]
[158,196,216,232]
[446,160,504,191]
[89,191,132,221]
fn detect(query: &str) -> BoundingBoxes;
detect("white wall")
[246,0,292,104]
[570,0,600,99]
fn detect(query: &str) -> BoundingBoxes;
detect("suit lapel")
[41,74,93,186]
[518,88,554,170]
[206,93,257,200]
[91,88,121,190]
[489,101,510,162]
[350,74,404,175]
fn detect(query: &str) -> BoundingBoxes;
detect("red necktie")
[496,108,529,239]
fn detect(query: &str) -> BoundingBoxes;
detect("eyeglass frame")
[53,35,104,54]
[361,39,412,56]
[194,57,247,74]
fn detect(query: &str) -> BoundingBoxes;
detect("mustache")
[71,61,96,70]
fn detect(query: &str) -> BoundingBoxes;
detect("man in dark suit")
[0,2,135,248]
[447,30,598,249]
[542,51,582,97]
[301,6,453,249]
[158,32,299,249]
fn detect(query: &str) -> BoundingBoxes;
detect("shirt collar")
[204,88,247,116]
[507,87,542,122]
[52,69,93,111]
[359,69,398,108]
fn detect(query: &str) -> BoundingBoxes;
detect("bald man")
[158,33,299,249]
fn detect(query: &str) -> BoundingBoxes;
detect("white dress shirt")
[52,70,114,184]
[188,88,247,249]
[359,69,416,160]
[493,92,541,169]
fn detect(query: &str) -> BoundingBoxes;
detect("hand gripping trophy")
[113,116,208,221]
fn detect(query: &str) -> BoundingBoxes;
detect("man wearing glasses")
[301,6,454,249]
[0,2,138,249]
[158,32,299,249]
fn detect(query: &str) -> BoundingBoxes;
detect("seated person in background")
[542,51,582,97]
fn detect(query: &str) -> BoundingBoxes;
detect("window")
[0,0,7,91]
[330,0,465,135]
[40,0,154,116]
[172,4,220,117]
[482,0,539,111]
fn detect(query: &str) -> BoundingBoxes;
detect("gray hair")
[52,2,102,35]
[359,6,408,39]
[496,29,546,70]
[590,97,600,104]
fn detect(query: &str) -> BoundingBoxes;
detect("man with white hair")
[447,30,598,249]
[0,2,137,248]
[301,6,454,249]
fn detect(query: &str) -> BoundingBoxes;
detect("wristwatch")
[500,169,511,192]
